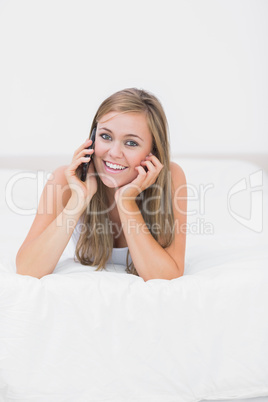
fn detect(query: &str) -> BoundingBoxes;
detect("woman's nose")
[108,141,123,159]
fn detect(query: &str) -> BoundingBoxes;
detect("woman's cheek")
[93,139,103,157]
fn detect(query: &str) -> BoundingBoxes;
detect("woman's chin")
[96,168,138,190]
[97,173,122,189]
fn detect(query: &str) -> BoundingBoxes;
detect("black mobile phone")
[80,127,96,182]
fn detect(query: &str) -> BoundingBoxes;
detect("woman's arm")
[16,139,96,278]
[16,167,79,278]
[116,160,187,281]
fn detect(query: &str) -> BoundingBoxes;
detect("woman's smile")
[103,160,128,173]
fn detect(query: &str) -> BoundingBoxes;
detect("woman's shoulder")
[169,161,187,185]
[48,165,69,185]
[47,165,71,204]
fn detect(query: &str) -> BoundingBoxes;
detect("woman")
[16,88,187,280]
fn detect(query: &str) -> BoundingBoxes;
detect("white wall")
[0,0,267,157]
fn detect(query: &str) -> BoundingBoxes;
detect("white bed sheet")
[0,158,268,402]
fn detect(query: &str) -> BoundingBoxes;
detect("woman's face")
[93,111,153,190]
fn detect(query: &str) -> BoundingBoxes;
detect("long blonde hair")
[75,88,175,276]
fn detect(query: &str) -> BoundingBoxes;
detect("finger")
[73,139,93,157]
[140,160,155,172]
[76,148,94,160]
[145,156,163,171]
[67,156,92,175]
[141,160,163,177]
[146,153,163,163]
[135,165,147,177]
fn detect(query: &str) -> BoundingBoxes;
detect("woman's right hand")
[65,139,98,210]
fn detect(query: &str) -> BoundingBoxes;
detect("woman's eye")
[126,140,138,147]
[100,133,111,140]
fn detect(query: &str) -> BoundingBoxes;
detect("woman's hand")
[65,139,98,208]
[115,154,163,206]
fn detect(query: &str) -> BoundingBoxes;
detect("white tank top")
[108,246,129,266]
[70,218,131,267]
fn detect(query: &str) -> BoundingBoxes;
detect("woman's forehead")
[98,111,145,125]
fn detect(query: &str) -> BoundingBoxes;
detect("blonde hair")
[75,88,175,276]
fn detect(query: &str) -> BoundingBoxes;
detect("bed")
[0,154,267,402]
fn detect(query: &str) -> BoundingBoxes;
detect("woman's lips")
[102,160,128,174]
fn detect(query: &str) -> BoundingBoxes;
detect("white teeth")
[105,161,126,170]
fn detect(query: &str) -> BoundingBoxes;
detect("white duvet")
[0,158,268,402]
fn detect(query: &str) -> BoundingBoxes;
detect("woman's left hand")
[114,154,163,205]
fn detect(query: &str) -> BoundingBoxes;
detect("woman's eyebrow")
[99,127,144,141]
